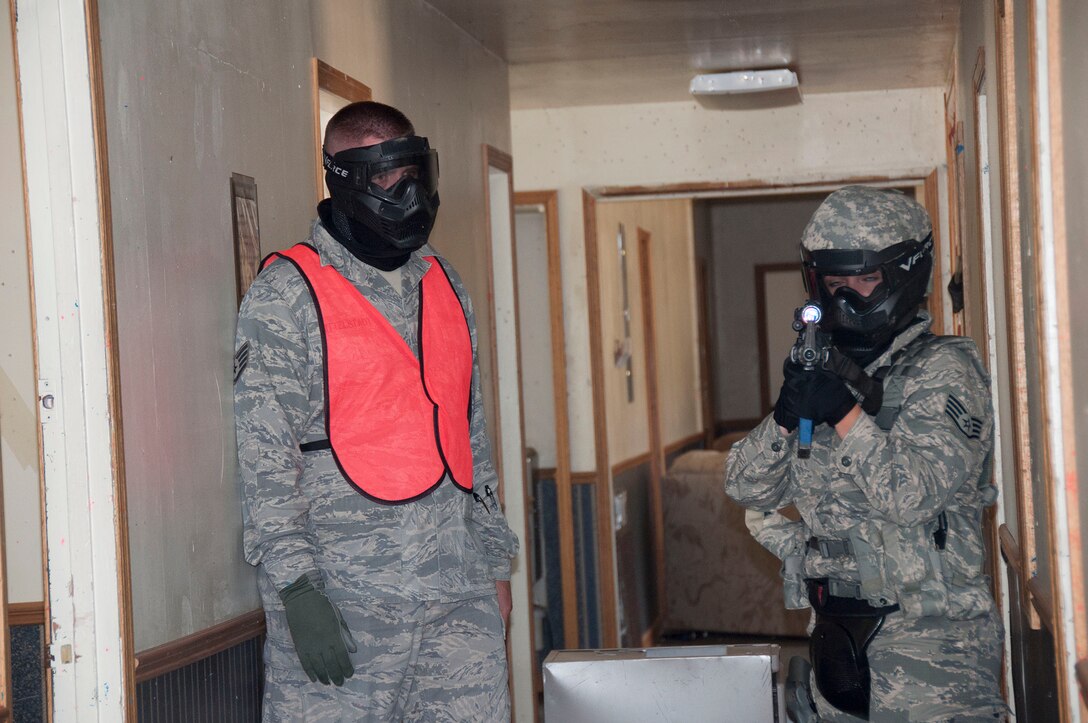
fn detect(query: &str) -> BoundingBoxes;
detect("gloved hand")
[773,360,857,431]
[279,572,357,686]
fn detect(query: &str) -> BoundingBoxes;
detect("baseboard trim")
[134,609,265,683]
[8,601,45,626]
[611,452,651,477]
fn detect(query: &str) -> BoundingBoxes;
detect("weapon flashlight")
[790,301,829,459]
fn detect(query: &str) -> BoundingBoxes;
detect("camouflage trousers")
[261,589,510,722]
[812,606,1007,722]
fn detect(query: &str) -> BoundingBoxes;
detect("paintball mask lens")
[323,135,439,198]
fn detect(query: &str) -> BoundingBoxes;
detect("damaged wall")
[99,0,316,650]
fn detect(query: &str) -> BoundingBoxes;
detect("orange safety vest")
[264,243,474,503]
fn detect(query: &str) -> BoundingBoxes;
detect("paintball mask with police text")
[323,135,440,253]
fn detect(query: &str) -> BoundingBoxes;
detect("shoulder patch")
[945,394,982,439]
[234,341,251,384]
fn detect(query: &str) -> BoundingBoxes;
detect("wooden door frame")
[513,190,579,650]
[581,190,621,647]
[582,173,943,649]
[636,227,667,645]
[481,145,536,721]
[310,59,372,204]
[695,261,716,447]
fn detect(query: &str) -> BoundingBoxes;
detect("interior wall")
[511,88,947,472]
[702,193,826,424]
[0,0,44,604]
[99,0,316,650]
[592,198,698,464]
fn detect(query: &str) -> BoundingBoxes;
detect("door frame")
[481,145,535,721]
[635,227,667,645]
[513,190,579,650]
[310,59,371,204]
[582,172,946,646]
[13,0,134,717]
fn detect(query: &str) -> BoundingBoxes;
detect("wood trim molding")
[591,174,929,199]
[1047,0,1088,678]
[571,471,598,486]
[514,189,579,651]
[611,452,651,478]
[7,602,46,627]
[311,60,373,210]
[637,227,667,632]
[134,610,266,684]
[695,262,716,447]
[533,466,558,481]
[1026,576,1056,636]
[994,0,1041,632]
[315,59,372,104]
[663,432,706,457]
[582,190,619,647]
[85,0,137,713]
[999,524,1022,572]
[922,170,946,333]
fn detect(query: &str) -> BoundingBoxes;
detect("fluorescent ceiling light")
[689,69,798,95]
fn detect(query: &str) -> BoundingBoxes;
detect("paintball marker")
[790,302,831,459]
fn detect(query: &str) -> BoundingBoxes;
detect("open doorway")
[698,187,921,435]
[581,176,944,651]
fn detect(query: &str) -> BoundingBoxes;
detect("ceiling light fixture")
[689,68,798,95]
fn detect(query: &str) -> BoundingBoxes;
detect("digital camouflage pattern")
[801,185,932,253]
[262,591,509,722]
[813,608,1005,722]
[235,220,518,721]
[725,312,1007,720]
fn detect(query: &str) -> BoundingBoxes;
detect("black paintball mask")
[323,135,440,254]
[801,234,933,361]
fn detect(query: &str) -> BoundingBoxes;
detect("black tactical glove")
[279,572,357,686]
[773,360,857,431]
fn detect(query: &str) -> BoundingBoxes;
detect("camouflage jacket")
[234,220,519,602]
[725,313,996,619]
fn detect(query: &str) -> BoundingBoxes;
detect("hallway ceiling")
[425,0,960,108]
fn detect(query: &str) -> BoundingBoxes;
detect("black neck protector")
[318,199,411,271]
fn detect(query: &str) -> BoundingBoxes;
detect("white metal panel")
[544,645,779,722]
[15,0,127,718]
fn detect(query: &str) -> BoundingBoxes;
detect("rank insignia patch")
[234,341,251,384]
[945,394,982,440]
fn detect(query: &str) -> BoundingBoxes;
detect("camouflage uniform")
[726,188,1005,722]
[235,220,519,722]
